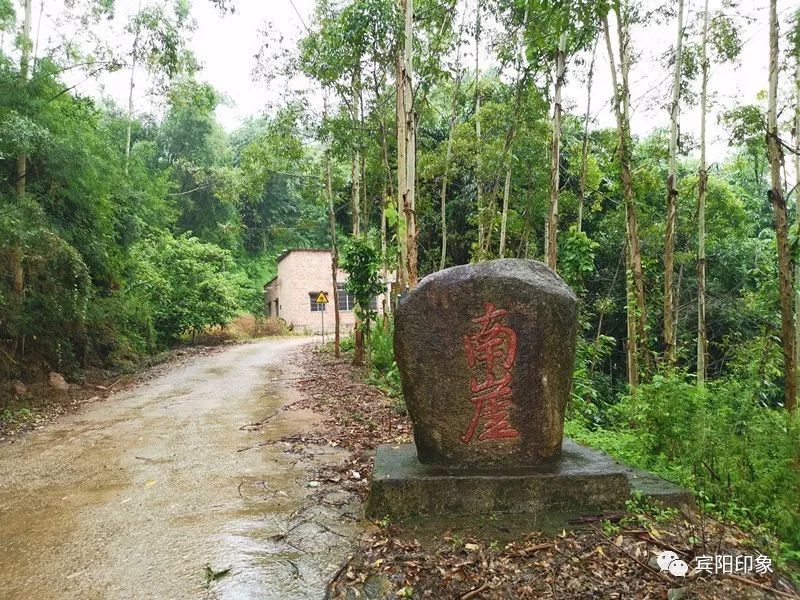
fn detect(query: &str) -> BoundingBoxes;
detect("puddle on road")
[0,339,363,600]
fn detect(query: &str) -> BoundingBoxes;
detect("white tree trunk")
[547,31,567,270]
[474,0,485,260]
[793,11,800,391]
[697,0,709,385]
[16,0,33,197]
[604,6,649,389]
[664,0,684,366]
[440,77,459,270]
[578,36,599,233]
[767,0,796,411]
[396,0,416,287]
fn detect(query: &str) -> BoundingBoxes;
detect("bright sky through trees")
[22,0,796,172]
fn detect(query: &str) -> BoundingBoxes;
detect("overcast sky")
[22,0,800,172]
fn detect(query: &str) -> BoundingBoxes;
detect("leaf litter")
[282,348,799,599]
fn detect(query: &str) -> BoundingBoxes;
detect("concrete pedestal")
[366,439,692,521]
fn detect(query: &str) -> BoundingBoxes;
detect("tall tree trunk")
[397,0,417,288]
[125,0,143,177]
[324,97,340,357]
[499,4,528,258]
[360,89,368,233]
[604,7,648,389]
[499,166,512,257]
[474,0,485,260]
[351,146,360,241]
[361,153,368,232]
[16,0,33,196]
[664,0,684,366]
[440,73,461,270]
[396,57,408,290]
[371,65,394,319]
[326,152,341,358]
[11,0,33,355]
[697,0,710,386]
[578,35,599,233]
[378,113,393,324]
[547,31,567,270]
[793,9,800,393]
[767,0,796,412]
[351,73,362,237]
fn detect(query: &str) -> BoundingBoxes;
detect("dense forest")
[1,0,799,567]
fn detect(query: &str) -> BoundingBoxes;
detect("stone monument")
[366,259,692,520]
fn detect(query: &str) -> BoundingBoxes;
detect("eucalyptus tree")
[577,34,599,234]
[124,0,196,175]
[396,0,415,285]
[696,1,742,385]
[474,0,596,266]
[438,13,466,269]
[15,0,32,197]
[766,0,795,412]
[697,0,710,384]
[663,0,684,366]
[481,0,531,260]
[394,0,458,283]
[603,0,649,390]
[789,9,800,394]
[502,0,597,270]
[791,9,800,394]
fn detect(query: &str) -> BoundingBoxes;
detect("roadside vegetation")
[2,0,800,582]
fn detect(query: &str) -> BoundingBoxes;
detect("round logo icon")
[656,550,679,572]
[668,559,689,577]
[656,550,688,577]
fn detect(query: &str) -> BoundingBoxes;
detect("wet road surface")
[0,338,362,599]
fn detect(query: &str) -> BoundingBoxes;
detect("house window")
[337,283,378,312]
[309,292,327,312]
[337,283,356,311]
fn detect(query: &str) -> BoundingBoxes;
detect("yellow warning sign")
[316,291,329,304]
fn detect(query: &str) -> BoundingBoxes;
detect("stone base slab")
[365,439,692,521]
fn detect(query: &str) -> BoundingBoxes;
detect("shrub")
[132,233,244,344]
[568,372,800,565]
[86,289,156,366]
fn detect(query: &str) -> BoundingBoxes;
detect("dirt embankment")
[1,344,229,440]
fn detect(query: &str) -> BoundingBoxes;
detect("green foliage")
[86,290,157,366]
[366,320,402,400]
[133,234,244,344]
[567,373,800,564]
[0,199,91,376]
[2,0,799,570]
[339,236,385,334]
[558,226,599,291]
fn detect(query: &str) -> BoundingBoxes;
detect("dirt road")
[0,338,362,599]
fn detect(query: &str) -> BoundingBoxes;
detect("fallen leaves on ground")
[285,347,799,599]
[285,349,411,501]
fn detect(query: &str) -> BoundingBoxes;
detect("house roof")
[276,248,331,264]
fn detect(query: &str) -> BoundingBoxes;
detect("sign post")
[316,291,329,347]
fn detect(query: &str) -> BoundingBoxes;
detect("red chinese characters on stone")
[460,301,520,443]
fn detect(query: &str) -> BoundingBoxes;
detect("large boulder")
[11,380,28,397]
[48,372,69,391]
[394,259,578,468]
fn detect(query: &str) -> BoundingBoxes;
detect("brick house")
[263,249,391,333]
